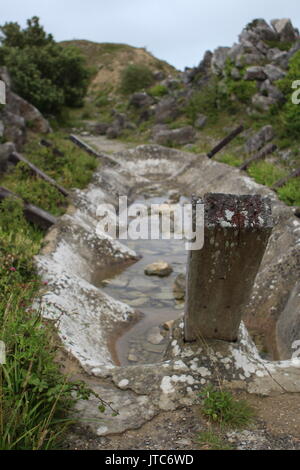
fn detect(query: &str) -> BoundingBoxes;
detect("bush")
[0,17,90,114]
[120,64,154,95]
[148,84,168,97]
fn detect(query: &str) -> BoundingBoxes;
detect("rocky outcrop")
[153,126,196,146]
[244,125,275,154]
[0,67,51,150]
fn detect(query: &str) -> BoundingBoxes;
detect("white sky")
[1,0,300,70]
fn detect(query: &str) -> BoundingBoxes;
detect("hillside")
[60,40,177,93]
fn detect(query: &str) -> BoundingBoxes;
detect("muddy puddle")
[93,196,188,366]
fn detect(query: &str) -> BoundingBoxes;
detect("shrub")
[148,84,168,97]
[120,64,154,95]
[0,17,90,114]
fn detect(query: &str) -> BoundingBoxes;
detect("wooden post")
[0,186,57,229]
[69,134,119,165]
[272,168,300,190]
[207,125,244,159]
[184,193,273,342]
[239,143,277,171]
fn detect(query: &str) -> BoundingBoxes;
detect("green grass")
[277,178,300,206]
[1,133,97,216]
[0,133,104,449]
[199,385,255,429]
[197,430,233,450]
[247,161,287,187]
[218,153,242,167]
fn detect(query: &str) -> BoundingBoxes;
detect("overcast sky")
[1,0,300,70]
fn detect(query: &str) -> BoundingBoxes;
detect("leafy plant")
[120,64,154,95]
[148,84,168,97]
[199,385,254,428]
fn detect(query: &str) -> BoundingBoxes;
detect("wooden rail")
[8,152,69,197]
[207,125,244,159]
[0,186,57,229]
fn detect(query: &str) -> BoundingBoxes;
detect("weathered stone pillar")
[184,193,273,342]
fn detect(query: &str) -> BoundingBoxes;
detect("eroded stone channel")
[35,141,300,436]
[92,195,188,366]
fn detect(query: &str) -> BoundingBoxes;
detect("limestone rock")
[173,273,186,301]
[272,51,290,70]
[276,281,300,359]
[211,47,230,74]
[271,18,298,42]
[259,80,284,102]
[245,125,275,154]
[153,126,196,146]
[263,64,286,82]
[244,66,267,81]
[194,114,207,129]
[0,67,51,149]
[144,261,173,277]
[251,94,277,111]
[129,92,154,109]
[94,122,109,135]
[154,97,180,123]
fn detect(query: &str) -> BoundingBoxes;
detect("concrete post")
[184,193,273,342]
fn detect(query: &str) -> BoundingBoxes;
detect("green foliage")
[200,385,255,428]
[0,136,105,449]
[0,17,90,114]
[277,178,300,206]
[148,84,168,97]
[225,79,257,104]
[95,90,111,108]
[264,40,293,51]
[120,64,154,95]
[247,161,286,187]
[185,78,220,122]
[218,153,242,167]
[1,133,97,213]
[197,431,233,450]
[0,212,104,449]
